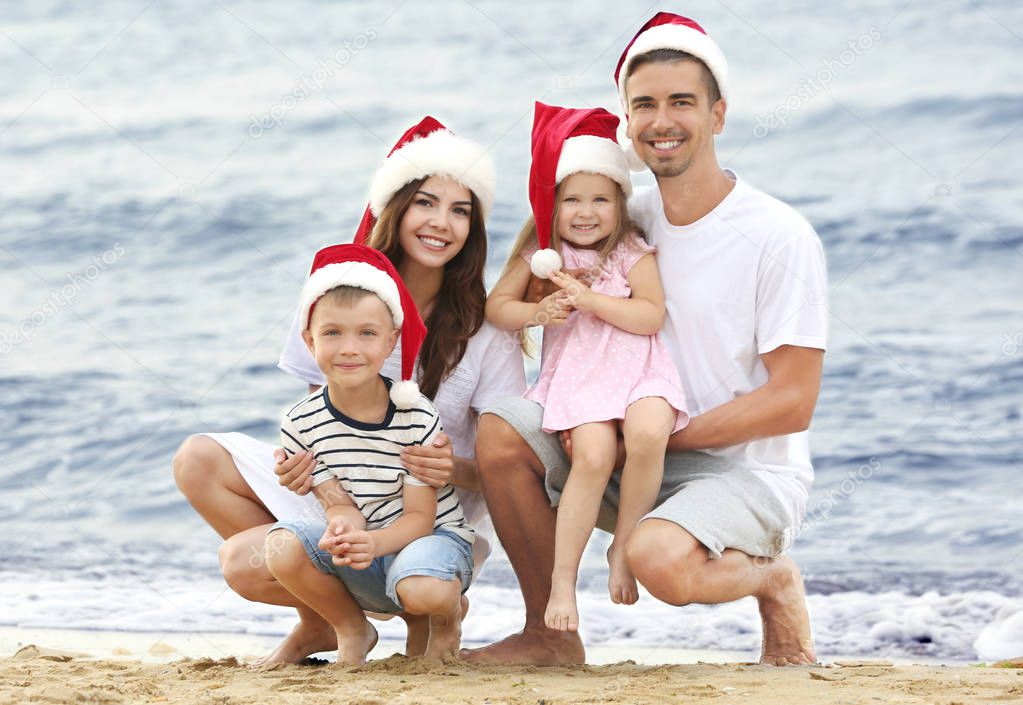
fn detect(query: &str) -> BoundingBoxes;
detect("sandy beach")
[2,628,1020,705]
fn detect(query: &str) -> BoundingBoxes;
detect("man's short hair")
[626,48,722,104]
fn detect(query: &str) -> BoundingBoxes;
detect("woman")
[173,116,525,664]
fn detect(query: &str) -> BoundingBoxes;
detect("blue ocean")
[1,1,1021,662]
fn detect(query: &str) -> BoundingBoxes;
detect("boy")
[266,244,474,664]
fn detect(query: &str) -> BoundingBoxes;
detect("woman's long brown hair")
[364,177,487,399]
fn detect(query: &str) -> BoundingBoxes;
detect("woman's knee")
[219,534,266,599]
[394,576,459,615]
[261,529,309,578]
[172,434,227,497]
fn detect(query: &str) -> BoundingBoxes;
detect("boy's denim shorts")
[267,518,474,614]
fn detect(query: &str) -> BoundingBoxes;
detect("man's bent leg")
[626,519,815,665]
[460,411,584,665]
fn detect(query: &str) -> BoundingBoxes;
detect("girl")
[486,102,689,632]
[173,117,526,662]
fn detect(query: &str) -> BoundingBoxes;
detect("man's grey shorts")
[482,396,793,559]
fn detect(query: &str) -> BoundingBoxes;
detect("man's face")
[625,60,725,178]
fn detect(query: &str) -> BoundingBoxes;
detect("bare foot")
[544,579,579,632]
[757,555,817,666]
[459,629,584,665]
[607,542,638,605]
[404,595,468,657]
[252,617,337,666]
[424,610,461,660]
[336,620,379,666]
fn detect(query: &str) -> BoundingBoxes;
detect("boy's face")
[303,293,399,393]
[625,59,726,178]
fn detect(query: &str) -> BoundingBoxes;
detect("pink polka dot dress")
[524,233,690,434]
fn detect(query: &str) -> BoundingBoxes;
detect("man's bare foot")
[607,542,638,605]
[544,579,579,632]
[252,617,337,665]
[757,555,816,666]
[459,628,584,665]
[336,620,378,666]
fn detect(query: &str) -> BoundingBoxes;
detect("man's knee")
[625,520,703,604]
[475,413,539,481]
[172,434,225,497]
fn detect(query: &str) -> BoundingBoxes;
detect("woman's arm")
[401,432,480,492]
[549,253,665,335]
[486,257,570,330]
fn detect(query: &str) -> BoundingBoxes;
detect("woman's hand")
[550,269,596,311]
[274,448,316,495]
[401,432,455,488]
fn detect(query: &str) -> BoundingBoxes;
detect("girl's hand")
[274,448,316,495]
[532,290,572,328]
[401,432,454,488]
[550,270,596,311]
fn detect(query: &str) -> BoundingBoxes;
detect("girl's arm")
[486,257,569,330]
[550,253,665,335]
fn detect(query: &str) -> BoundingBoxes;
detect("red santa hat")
[354,116,496,244]
[614,13,729,171]
[527,101,632,279]
[300,243,427,408]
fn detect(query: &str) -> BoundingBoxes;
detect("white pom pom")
[624,141,647,172]
[389,380,421,408]
[530,248,562,279]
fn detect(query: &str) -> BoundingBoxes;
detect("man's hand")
[401,432,454,488]
[274,448,316,494]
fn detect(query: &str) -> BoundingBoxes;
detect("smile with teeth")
[650,139,683,151]
[572,224,598,231]
[417,235,449,249]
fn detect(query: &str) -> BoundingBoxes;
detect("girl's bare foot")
[336,620,378,666]
[252,617,337,666]
[544,579,579,632]
[607,542,639,605]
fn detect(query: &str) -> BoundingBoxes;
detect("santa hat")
[614,13,729,171]
[300,244,427,408]
[527,102,632,279]
[354,116,496,244]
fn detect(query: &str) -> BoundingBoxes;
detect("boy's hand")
[318,517,351,558]
[274,448,316,495]
[334,529,376,570]
[401,432,454,488]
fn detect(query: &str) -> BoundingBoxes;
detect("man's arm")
[667,345,824,451]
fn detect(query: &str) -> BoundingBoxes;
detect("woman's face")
[397,174,473,270]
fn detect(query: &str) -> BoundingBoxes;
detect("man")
[464,13,826,666]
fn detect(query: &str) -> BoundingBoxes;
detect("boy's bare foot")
[544,579,579,632]
[404,594,468,657]
[336,620,378,666]
[460,629,584,665]
[424,609,462,659]
[757,555,817,666]
[252,617,337,665]
[607,542,638,605]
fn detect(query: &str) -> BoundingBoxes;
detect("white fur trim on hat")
[617,23,729,114]
[368,130,495,219]
[300,261,403,330]
[389,380,421,407]
[530,248,562,279]
[556,135,633,197]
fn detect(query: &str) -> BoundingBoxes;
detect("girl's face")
[397,174,473,270]
[554,172,619,249]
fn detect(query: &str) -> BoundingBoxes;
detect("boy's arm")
[336,483,436,569]
[311,477,365,530]
[549,253,665,335]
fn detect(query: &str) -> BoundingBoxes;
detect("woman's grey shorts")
[482,396,793,559]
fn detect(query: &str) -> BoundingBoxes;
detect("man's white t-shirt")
[278,306,526,548]
[629,170,828,524]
